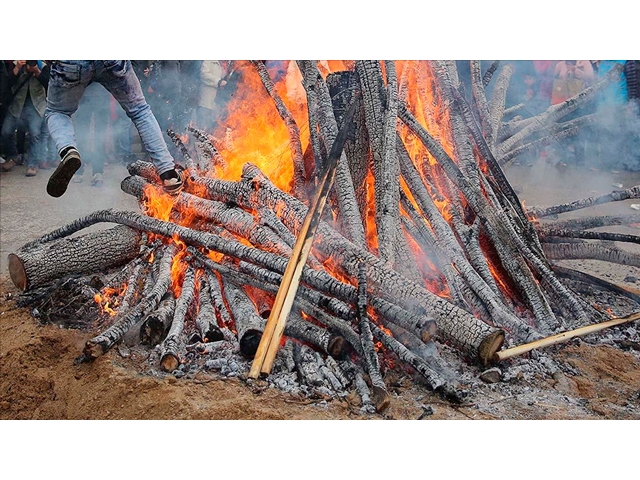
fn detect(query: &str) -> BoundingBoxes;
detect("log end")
[239,329,263,358]
[8,253,27,291]
[140,318,167,346]
[160,353,180,372]
[478,330,506,366]
[83,340,107,359]
[327,335,346,359]
[203,326,224,343]
[371,385,391,413]
[420,320,437,343]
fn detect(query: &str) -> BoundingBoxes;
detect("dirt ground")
[2,160,640,421]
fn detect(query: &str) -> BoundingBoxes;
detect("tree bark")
[9,226,142,291]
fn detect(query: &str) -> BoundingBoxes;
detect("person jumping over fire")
[44,60,183,197]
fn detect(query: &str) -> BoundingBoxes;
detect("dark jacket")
[7,61,50,117]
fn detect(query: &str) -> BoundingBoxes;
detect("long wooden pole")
[248,96,358,379]
[494,311,640,362]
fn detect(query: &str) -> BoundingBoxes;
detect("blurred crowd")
[493,60,640,170]
[1,60,639,185]
[0,60,237,184]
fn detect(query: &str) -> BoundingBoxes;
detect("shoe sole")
[47,155,81,197]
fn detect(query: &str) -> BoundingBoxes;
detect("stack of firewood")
[9,60,636,412]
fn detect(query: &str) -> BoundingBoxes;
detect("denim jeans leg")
[0,113,19,158]
[24,100,44,168]
[45,61,92,156]
[96,61,175,175]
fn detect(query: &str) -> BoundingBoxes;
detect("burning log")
[297,61,366,247]
[192,164,503,361]
[194,275,224,344]
[187,126,227,169]
[122,174,298,261]
[83,244,176,359]
[140,296,175,346]
[9,225,142,291]
[160,267,197,372]
[356,262,390,412]
[539,213,640,231]
[223,281,265,358]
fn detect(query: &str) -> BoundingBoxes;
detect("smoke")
[498,60,640,172]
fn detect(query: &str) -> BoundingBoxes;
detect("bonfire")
[9,60,638,413]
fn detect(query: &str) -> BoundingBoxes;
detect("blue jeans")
[1,96,44,168]
[45,61,176,175]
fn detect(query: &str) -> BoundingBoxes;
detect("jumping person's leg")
[45,61,93,197]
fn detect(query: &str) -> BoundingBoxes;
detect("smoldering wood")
[223,281,265,358]
[498,114,599,166]
[470,60,492,140]
[356,262,390,413]
[191,164,504,362]
[187,126,227,169]
[541,229,640,245]
[189,249,353,357]
[368,321,464,403]
[9,225,142,291]
[194,275,224,344]
[482,60,500,87]
[542,242,640,268]
[286,309,346,358]
[486,64,513,148]
[237,251,437,343]
[296,62,326,177]
[551,264,640,304]
[356,60,403,268]
[140,296,176,346]
[83,245,176,358]
[528,184,640,219]
[205,271,237,344]
[324,355,350,390]
[118,263,149,346]
[298,61,366,246]
[398,141,539,339]
[316,351,346,392]
[160,267,197,372]
[539,213,640,232]
[198,247,437,345]
[326,69,371,225]
[402,97,593,328]
[292,343,328,389]
[383,322,459,382]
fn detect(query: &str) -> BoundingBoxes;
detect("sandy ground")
[1,159,640,422]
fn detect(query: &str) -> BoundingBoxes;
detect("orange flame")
[94,284,126,317]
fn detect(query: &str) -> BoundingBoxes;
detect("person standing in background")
[197,60,224,131]
[1,60,50,176]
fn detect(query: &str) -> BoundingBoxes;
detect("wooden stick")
[494,312,640,362]
[248,96,358,379]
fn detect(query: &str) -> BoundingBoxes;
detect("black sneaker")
[47,147,82,197]
[160,168,184,195]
